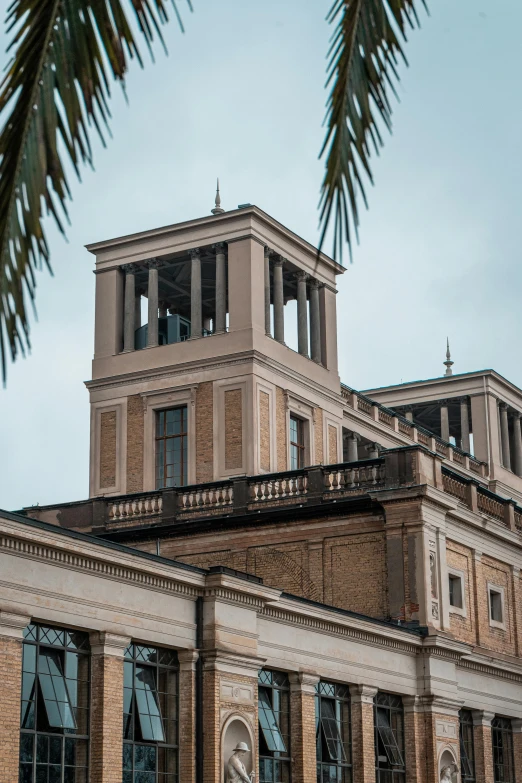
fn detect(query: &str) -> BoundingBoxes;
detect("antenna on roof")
[444,338,454,377]
[211,178,225,215]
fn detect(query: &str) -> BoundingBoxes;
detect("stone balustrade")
[442,468,522,530]
[108,493,163,521]
[249,473,307,503]
[341,385,487,477]
[323,460,386,492]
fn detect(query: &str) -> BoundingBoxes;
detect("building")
[3,198,522,783]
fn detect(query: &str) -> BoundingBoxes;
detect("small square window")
[449,574,463,609]
[490,589,504,625]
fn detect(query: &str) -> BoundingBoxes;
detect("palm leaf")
[319,0,427,262]
[0,0,191,381]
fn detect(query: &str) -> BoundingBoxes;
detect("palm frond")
[319,0,427,262]
[0,0,190,382]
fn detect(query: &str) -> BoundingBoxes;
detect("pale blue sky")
[1,0,520,509]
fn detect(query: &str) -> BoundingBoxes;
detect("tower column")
[122,264,137,352]
[500,403,511,470]
[513,412,522,478]
[309,279,321,363]
[190,248,202,339]
[214,242,226,334]
[273,256,285,343]
[460,397,471,453]
[296,271,309,357]
[135,288,142,331]
[145,259,160,348]
[440,400,450,442]
[347,432,359,462]
[264,247,271,336]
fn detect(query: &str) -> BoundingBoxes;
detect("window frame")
[289,415,306,470]
[19,622,90,783]
[487,583,506,629]
[459,709,475,783]
[374,692,405,783]
[315,681,352,783]
[448,568,467,617]
[155,405,188,489]
[492,716,515,783]
[258,670,291,783]
[123,642,179,783]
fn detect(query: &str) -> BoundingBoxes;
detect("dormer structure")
[86,206,344,497]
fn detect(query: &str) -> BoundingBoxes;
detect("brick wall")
[196,382,214,482]
[403,704,425,783]
[178,654,197,783]
[289,674,318,783]
[126,395,144,492]
[90,653,124,783]
[446,540,476,645]
[225,389,243,471]
[314,408,323,464]
[478,555,516,655]
[0,636,23,783]
[350,686,376,783]
[328,424,338,464]
[276,387,287,471]
[473,720,494,783]
[100,411,117,488]
[325,534,387,618]
[259,391,271,472]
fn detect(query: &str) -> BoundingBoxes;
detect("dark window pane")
[19,764,33,783]
[20,734,34,763]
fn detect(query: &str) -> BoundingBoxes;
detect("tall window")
[290,416,305,470]
[258,670,290,783]
[155,407,187,489]
[374,692,405,783]
[19,623,90,783]
[315,681,352,783]
[492,717,514,783]
[459,710,475,783]
[123,643,178,783]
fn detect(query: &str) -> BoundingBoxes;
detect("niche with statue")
[222,716,255,783]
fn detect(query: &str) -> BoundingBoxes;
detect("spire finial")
[211,178,225,215]
[444,337,454,377]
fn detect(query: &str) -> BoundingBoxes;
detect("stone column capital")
[349,684,378,704]
[471,709,495,727]
[309,277,320,290]
[511,718,522,733]
[0,610,31,640]
[264,245,274,258]
[188,247,201,260]
[212,242,226,254]
[513,411,522,421]
[89,631,131,657]
[499,402,509,412]
[144,257,164,270]
[295,270,308,281]
[177,649,199,670]
[289,669,320,694]
[121,263,139,274]
[402,695,420,713]
[349,431,361,442]
[273,255,285,267]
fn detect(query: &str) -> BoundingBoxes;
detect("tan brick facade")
[225,389,243,471]
[446,540,476,644]
[276,387,287,471]
[178,652,198,783]
[328,424,338,464]
[289,672,319,783]
[0,633,24,783]
[99,410,117,488]
[126,394,144,492]
[314,407,324,464]
[196,381,214,482]
[350,685,377,783]
[90,634,128,783]
[403,700,425,783]
[259,391,271,472]
[472,714,494,783]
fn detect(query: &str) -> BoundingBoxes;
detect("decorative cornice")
[205,586,265,610]
[0,532,203,599]
[459,656,522,684]
[89,631,130,657]
[260,605,420,655]
[349,683,379,704]
[289,670,320,694]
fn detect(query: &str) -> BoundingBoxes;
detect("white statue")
[226,742,255,783]
[440,763,458,782]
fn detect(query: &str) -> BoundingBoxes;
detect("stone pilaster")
[296,271,309,358]
[89,631,130,783]
[122,264,137,352]
[403,697,425,783]
[349,684,378,783]
[273,257,285,343]
[0,611,31,783]
[499,403,511,470]
[214,243,227,334]
[309,279,321,363]
[289,671,319,783]
[178,650,199,783]
[471,710,495,783]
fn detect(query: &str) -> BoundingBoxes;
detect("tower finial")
[444,337,454,377]
[211,178,225,215]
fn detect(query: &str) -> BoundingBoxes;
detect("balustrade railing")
[324,460,386,492]
[442,473,468,502]
[249,473,307,502]
[108,493,163,521]
[477,490,505,522]
[180,483,233,511]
